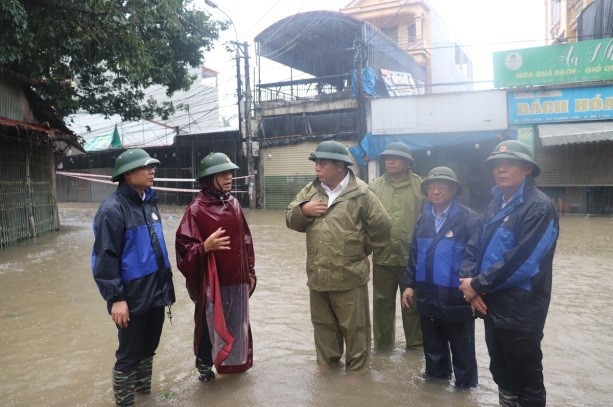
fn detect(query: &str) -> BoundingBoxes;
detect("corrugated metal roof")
[83,134,114,151]
[0,116,63,137]
[0,116,85,153]
[0,70,83,153]
[67,66,221,148]
[538,122,613,146]
[255,11,426,88]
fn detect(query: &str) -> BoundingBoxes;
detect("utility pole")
[354,38,368,180]
[354,38,366,143]
[234,44,243,138]
[243,41,255,209]
[231,41,256,209]
[204,0,255,208]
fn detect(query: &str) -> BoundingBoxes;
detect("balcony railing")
[569,0,585,24]
[257,74,352,103]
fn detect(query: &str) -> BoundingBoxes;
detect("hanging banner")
[508,86,613,124]
[379,69,422,96]
[493,37,613,88]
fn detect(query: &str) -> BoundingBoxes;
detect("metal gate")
[0,135,58,249]
[260,141,357,209]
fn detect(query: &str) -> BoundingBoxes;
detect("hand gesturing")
[203,227,231,252]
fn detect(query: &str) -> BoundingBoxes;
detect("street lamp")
[204,0,241,137]
[204,0,256,209]
[204,0,238,45]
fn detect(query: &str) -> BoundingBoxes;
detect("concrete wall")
[371,89,508,134]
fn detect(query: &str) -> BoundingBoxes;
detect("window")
[408,20,417,44]
[455,45,462,65]
[551,0,561,25]
[455,45,472,76]
[381,25,398,43]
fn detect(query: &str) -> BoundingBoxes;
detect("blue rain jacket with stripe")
[92,181,175,315]
[467,177,559,332]
[404,198,481,321]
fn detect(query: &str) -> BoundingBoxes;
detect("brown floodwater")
[0,203,612,406]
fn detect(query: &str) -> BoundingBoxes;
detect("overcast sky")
[196,0,547,121]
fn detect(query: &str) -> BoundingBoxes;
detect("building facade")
[67,66,222,151]
[545,0,612,43]
[0,71,82,249]
[252,2,611,213]
[254,10,425,208]
[340,0,474,93]
[493,36,613,214]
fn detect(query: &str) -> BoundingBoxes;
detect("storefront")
[507,86,613,214]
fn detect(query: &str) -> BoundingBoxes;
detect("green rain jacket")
[369,172,424,267]
[286,170,391,292]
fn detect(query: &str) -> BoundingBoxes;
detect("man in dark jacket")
[402,167,480,387]
[92,149,175,407]
[460,140,559,407]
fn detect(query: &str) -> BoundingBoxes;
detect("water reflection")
[0,204,611,406]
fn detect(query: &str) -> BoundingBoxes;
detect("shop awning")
[349,131,503,166]
[537,122,613,146]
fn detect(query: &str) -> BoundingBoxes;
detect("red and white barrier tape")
[56,171,252,182]
[56,171,247,194]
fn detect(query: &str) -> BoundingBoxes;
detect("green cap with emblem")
[485,140,541,177]
[195,152,239,181]
[308,140,353,165]
[111,149,160,182]
[420,166,462,195]
[380,142,415,166]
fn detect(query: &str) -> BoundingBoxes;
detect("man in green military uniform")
[286,140,391,370]
[369,142,424,349]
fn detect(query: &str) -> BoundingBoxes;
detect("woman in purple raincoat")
[175,152,256,381]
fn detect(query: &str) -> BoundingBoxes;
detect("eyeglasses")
[138,164,157,172]
[425,184,449,192]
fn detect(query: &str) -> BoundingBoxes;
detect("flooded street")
[1,203,612,406]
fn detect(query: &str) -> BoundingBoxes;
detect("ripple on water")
[1,207,612,406]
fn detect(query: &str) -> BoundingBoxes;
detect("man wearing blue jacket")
[460,140,559,407]
[402,167,480,388]
[92,149,175,406]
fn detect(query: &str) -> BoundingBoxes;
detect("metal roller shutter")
[261,141,358,209]
[536,139,613,187]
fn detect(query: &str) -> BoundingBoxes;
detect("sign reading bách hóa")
[507,86,613,124]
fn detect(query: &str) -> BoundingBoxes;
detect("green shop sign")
[493,37,613,88]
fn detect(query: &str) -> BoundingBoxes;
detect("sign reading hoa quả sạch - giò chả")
[493,37,613,88]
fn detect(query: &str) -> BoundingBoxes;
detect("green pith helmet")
[308,140,354,165]
[420,166,462,196]
[195,152,239,181]
[485,140,541,177]
[111,149,160,182]
[380,142,415,166]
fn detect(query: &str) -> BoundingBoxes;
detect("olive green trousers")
[372,264,422,349]
[309,284,371,370]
